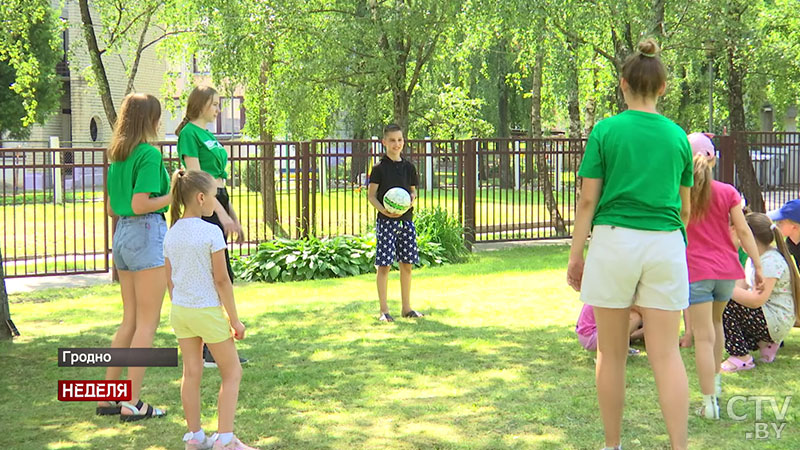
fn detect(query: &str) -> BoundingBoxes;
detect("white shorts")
[580,225,689,311]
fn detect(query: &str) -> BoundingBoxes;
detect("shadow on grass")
[3,247,799,450]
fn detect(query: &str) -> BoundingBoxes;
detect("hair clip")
[640,52,656,58]
[770,223,778,230]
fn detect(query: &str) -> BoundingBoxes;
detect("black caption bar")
[58,348,178,367]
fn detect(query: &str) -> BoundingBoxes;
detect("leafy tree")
[0,0,62,139]
[78,0,190,126]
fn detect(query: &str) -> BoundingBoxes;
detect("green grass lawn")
[3,246,796,449]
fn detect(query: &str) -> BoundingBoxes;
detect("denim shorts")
[112,213,167,272]
[689,279,736,305]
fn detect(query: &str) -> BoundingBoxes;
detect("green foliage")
[0,0,62,138]
[243,160,263,193]
[233,233,448,283]
[414,207,470,263]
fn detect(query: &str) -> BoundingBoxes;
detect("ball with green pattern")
[383,187,411,215]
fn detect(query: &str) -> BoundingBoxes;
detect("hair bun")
[638,38,659,57]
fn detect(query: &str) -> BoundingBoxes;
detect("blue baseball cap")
[767,199,800,223]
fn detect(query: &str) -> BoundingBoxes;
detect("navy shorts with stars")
[375,218,420,266]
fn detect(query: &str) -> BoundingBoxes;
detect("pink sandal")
[721,355,755,372]
[758,342,780,363]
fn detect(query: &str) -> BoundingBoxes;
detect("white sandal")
[119,399,166,422]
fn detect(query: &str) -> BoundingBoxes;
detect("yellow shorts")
[170,304,232,344]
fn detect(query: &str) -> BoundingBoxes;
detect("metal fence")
[724,132,800,211]
[2,132,798,278]
[1,146,109,278]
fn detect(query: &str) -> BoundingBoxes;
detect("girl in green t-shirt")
[175,86,243,282]
[101,93,169,421]
[175,86,249,369]
[567,39,690,450]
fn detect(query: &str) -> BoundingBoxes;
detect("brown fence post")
[300,141,311,238]
[718,135,735,186]
[103,150,118,282]
[463,139,477,249]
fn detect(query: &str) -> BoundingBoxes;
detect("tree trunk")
[726,41,765,212]
[392,89,410,133]
[566,40,582,173]
[0,248,13,340]
[79,0,117,127]
[649,0,666,37]
[530,51,567,236]
[349,121,369,183]
[498,50,512,189]
[124,8,155,96]
[585,57,599,135]
[609,23,631,113]
[676,65,691,127]
[258,60,287,238]
[526,52,542,182]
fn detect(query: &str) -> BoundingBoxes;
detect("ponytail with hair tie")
[168,168,218,226]
[175,117,191,136]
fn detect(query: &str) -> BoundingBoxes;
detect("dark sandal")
[379,312,394,322]
[96,401,121,416]
[403,310,424,318]
[119,399,166,422]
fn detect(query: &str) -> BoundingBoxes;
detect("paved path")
[5,272,112,295]
[472,239,570,252]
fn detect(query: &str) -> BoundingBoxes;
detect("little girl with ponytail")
[163,169,258,450]
[722,213,799,372]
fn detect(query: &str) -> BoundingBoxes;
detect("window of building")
[90,117,99,142]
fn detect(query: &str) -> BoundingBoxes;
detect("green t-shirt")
[177,122,228,179]
[108,143,170,216]
[578,110,693,236]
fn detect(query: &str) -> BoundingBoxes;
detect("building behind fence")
[2,133,799,278]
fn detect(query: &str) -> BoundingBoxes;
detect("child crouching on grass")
[722,213,799,372]
[576,304,643,355]
[164,169,257,450]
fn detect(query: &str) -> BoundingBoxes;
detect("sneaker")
[183,432,215,450]
[696,396,720,419]
[203,345,249,368]
[212,435,259,450]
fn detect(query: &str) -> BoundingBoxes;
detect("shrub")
[234,233,448,283]
[243,160,262,192]
[414,207,470,263]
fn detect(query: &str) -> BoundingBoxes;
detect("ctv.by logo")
[726,395,792,440]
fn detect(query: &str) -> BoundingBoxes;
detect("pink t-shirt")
[576,304,596,337]
[686,180,745,283]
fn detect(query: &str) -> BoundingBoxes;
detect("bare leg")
[120,266,166,416]
[99,270,137,408]
[207,339,242,434]
[689,302,715,395]
[712,301,728,376]
[679,308,693,348]
[399,262,413,315]
[628,307,644,342]
[594,306,631,448]
[178,337,204,432]
[376,265,390,314]
[641,307,688,450]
